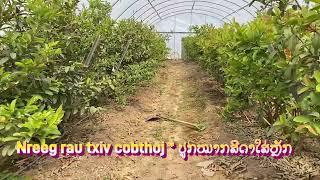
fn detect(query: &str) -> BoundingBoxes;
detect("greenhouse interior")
[1,0,320,179]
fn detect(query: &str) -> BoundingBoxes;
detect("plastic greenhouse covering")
[79,0,264,58]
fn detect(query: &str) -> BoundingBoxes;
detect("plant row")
[0,0,168,156]
[183,0,320,144]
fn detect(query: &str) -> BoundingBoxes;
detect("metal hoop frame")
[133,0,249,20]
[152,12,225,26]
[113,0,259,21]
[137,1,235,22]
[149,9,230,25]
[144,5,231,22]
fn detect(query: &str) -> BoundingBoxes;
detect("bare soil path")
[24,60,283,180]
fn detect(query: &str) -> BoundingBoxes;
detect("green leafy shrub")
[183,0,320,142]
[0,0,168,156]
[0,96,64,156]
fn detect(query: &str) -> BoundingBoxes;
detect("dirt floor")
[17,60,320,179]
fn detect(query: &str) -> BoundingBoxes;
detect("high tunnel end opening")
[108,0,262,60]
[153,13,224,60]
[158,31,196,60]
[150,12,230,60]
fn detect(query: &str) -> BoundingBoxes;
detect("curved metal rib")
[144,5,232,23]
[132,0,236,20]
[115,0,258,20]
[150,10,227,25]
[135,0,233,19]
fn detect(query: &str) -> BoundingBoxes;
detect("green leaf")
[44,90,53,96]
[7,147,16,156]
[47,105,64,126]
[314,71,320,83]
[2,145,10,156]
[303,76,314,87]
[110,84,115,90]
[312,33,320,55]
[5,124,13,131]
[296,124,318,136]
[314,124,320,134]
[15,62,24,67]
[49,128,61,136]
[287,35,298,52]
[316,84,320,92]
[89,106,98,114]
[0,57,9,65]
[37,138,45,145]
[10,53,17,59]
[2,136,20,142]
[27,96,43,106]
[310,93,320,105]
[9,99,17,113]
[49,87,60,93]
[309,112,320,117]
[298,86,310,95]
[293,115,312,123]
[64,66,70,73]
[0,116,6,123]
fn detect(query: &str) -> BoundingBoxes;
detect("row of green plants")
[0,0,168,156]
[183,0,320,144]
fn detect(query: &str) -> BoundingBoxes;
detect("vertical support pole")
[191,0,196,27]
[174,15,177,59]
